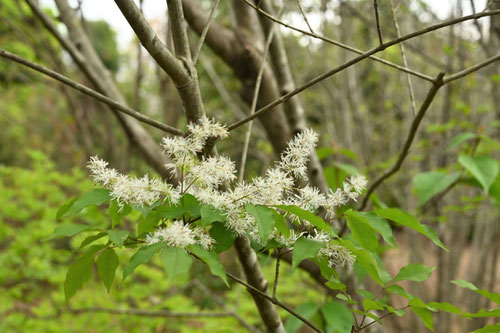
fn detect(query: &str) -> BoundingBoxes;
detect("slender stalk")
[373,0,384,44]
[192,0,221,65]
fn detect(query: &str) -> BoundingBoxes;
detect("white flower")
[193,227,216,250]
[279,129,318,179]
[188,155,236,187]
[146,221,196,248]
[319,243,356,268]
[348,175,368,195]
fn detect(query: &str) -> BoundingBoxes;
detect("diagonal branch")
[167,0,192,60]
[228,9,500,131]
[192,0,221,65]
[0,49,184,136]
[443,53,500,84]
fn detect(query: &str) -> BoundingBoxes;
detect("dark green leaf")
[160,247,192,280]
[321,301,354,333]
[62,189,110,217]
[272,210,290,237]
[393,263,435,283]
[413,172,460,206]
[375,208,447,251]
[96,248,119,292]
[458,155,499,192]
[316,147,334,160]
[277,205,334,234]
[285,303,319,333]
[358,212,397,247]
[64,245,104,301]
[109,200,132,227]
[188,244,228,286]
[200,205,226,226]
[137,212,161,236]
[209,222,236,253]
[343,240,383,285]
[411,307,434,331]
[123,243,166,280]
[246,204,275,243]
[292,237,325,270]
[108,229,129,247]
[345,210,379,252]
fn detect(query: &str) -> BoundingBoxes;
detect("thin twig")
[0,49,184,136]
[373,0,384,45]
[296,0,314,34]
[238,7,281,181]
[272,249,281,299]
[133,0,145,111]
[241,0,433,82]
[192,0,221,65]
[389,0,417,116]
[358,306,410,330]
[359,73,446,210]
[228,9,500,131]
[443,53,500,84]
[226,272,324,333]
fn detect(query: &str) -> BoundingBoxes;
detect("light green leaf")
[108,229,129,248]
[321,301,354,333]
[246,204,275,243]
[273,210,290,237]
[61,189,110,217]
[64,245,104,301]
[465,309,500,318]
[470,324,500,333]
[292,237,325,270]
[52,224,91,238]
[277,205,334,235]
[411,307,434,331]
[123,243,166,280]
[325,277,346,292]
[452,280,500,305]
[160,247,192,280]
[189,244,228,286]
[426,302,462,315]
[393,263,435,283]
[375,208,447,251]
[385,285,415,300]
[345,210,379,252]
[96,248,119,292]
[413,172,460,206]
[458,155,499,192]
[316,147,334,160]
[285,303,319,333]
[209,222,236,253]
[79,232,107,249]
[358,212,397,247]
[448,132,476,150]
[200,205,226,226]
[363,299,384,312]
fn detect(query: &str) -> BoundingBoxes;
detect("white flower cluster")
[319,243,356,268]
[145,221,214,250]
[87,156,180,210]
[87,118,367,269]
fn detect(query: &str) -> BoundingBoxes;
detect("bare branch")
[192,0,221,65]
[359,73,446,211]
[373,0,384,44]
[168,0,192,60]
[0,49,184,136]
[228,9,500,131]
[443,53,500,84]
[295,0,314,34]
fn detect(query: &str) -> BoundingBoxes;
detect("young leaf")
[413,172,460,206]
[393,263,435,283]
[345,210,379,252]
[458,155,499,192]
[61,189,110,217]
[374,208,448,251]
[321,301,354,333]
[411,307,434,331]
[246,204,275,243]
[277,205,334,235]
[188,244,228,286]
[123,243,166,280]
[64,245,104,301]
[96,248,119,292]
[209,222,236,253]
[284,303,320,333]
[200,205,226,227]
[108,229,129,248]
[51,224,92,238]
[291,237,325,270]
[448,132,476,150]
[160,247,192,280]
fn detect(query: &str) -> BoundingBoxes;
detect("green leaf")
[272,210,290,237]
[363,299,384,312]
[411,307,434,331]
[79,232,107,249]
[375,208,448,251]
[413,172,460,206]
[292,237,325,270]
[246,204,275,243]
[189,244,228,286]
[96,248,119,292]
[200,205,226,227]
[109,200,132,227]
[52,224,91,238]
[108,230,129,248]
[343,240,383,285]
[155,205,184,219]
[393,263,435,283]
[448,132,476,150]
[285,303,319,333]
[385,285,415,300]
[123,243,166,280]
[325,277,346,292]
[465,309,500,318]
[452,280,500,305]
[488,167,500,202]
[345,210,379,252]
[64,245,104,301]
[61,189,110,217]
[317,147,334,160]
[458,155,499,192]
[426,302,462,315]
[57,198,77,220]
[321,301,354,333]
[334,162,359,176]
[160,247,192,280]
[180,193,201,218]
[470,324,500,332]
[277,205,334,234]
[358,212,397,247]
[137,212,161,236]
[209,222,236,253]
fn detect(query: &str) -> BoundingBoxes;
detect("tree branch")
[373,0,384,44]
[167,0,192,60]
[0,49,183,136]
[192,0,221,65]
[443,52,500,84]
